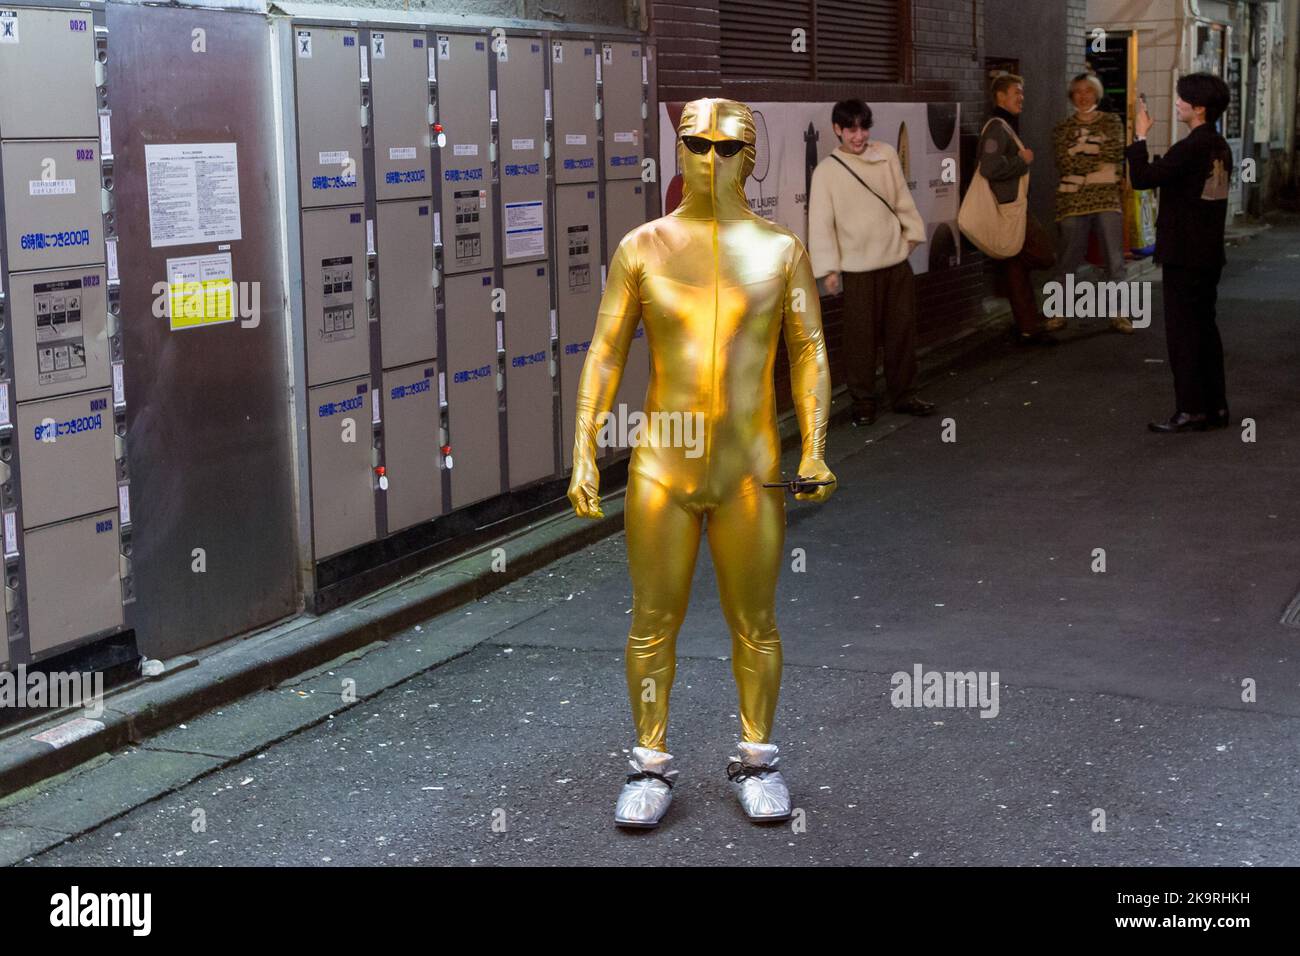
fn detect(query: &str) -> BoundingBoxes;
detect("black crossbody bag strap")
[830,153,904,231]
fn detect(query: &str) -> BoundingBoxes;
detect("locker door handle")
[360,103,370,128]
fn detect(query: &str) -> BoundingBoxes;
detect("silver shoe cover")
[728,741,791,821]
[614,746,677,828]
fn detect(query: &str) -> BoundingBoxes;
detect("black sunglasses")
[682,135,746,157]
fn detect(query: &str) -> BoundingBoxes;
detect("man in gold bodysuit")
[568,98,835,828]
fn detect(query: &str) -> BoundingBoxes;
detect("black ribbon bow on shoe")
[727,760,778,783]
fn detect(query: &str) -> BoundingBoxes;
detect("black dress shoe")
[893,397,937,417]
[1013,329,1058,347]
[1207,408,1231,429]
[1148,411,1208,433]
[851,409,877,427]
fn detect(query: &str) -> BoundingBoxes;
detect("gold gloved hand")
[567,455,604,519]
[794,456,836,503]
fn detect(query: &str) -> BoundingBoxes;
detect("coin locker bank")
[275,9,656,610]
[0,2,133,670]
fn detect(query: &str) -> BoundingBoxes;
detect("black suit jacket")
[1125,124,1231,269]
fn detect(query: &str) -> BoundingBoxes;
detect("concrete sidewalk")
[5,219,1297,866]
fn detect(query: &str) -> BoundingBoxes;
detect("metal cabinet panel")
[23,509,123,658]
[293,27,365,208]
[550,37,597,185]
[2,140,104,272]
[443,271,500,507]
[601,41,645,182]
[8,265,111,402]
[554,183,601,469]
[371,30,432,202]
[0,7,98,140]
[302,205,370,386]
[380,361,440,532]
[503,262,554,488]
[106,1,297,661]
[434,32,493,274]
[14,388,116,529]
[377,198,435,368]
[496,34,547,265]
[308,377,376,559]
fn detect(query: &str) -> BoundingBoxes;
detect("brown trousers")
[840,258,919,415]
[997,214,1057,334]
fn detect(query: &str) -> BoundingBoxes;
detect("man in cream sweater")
[809,99,935,425]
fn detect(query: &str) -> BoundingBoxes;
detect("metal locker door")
[371,30,432,202]
[503,263,554,489]
[553,184,601,470]
[380,361,440,532]
[376,198,435,368]
[8,265,111,402]
[601,42,645,182]
[293,27,365,209]
[496,34,546,265]
[302,205,370,386]
[0,7,98,140]
[307,377,376,558]
[605,179,649,425]
[1,140,105,273]
[550,37,597,185]
[15,388,117,529]
[433,32,493,275]
[443,271,500,508]
[22,509,123,658]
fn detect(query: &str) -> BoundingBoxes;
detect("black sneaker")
[893,397,937,417]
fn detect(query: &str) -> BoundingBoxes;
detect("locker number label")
[296,31,312,58]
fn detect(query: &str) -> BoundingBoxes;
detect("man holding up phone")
[1127,74,1233,433]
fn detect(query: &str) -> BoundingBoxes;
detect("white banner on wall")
[659,101,962,275]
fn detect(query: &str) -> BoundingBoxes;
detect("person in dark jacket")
[979,73,1060,345]
[1127,73,1233,433]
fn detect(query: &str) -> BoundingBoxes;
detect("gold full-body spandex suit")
[567,98,835,753]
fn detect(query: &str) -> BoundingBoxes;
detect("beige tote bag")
[958,118,1028,259]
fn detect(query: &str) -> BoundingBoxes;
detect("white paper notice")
[453,143,478,156]
[29,179,75,196]
[145,143,242,248]
[565,133,587,146]
[118,483,131,526]
[389,146,417,160]
[511,138,535,151]
[504,200,545,259]
[613,131,638,144]
[0,382,9,427]
[3,512,16,559]
[99,110,113,158]
[105,237,120,282]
